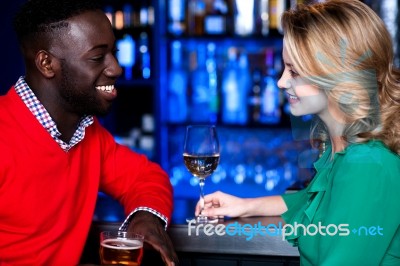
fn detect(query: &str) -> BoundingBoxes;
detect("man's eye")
[91,55,105,62]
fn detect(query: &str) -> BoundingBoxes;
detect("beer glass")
[100,231,144,266]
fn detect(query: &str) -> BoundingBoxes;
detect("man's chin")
[90,102,114,117]
[93,108,112,117]
[95,111,110,117]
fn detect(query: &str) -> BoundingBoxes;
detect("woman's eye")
[289,69,299,78]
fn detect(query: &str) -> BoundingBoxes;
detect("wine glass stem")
[199,178,205,215]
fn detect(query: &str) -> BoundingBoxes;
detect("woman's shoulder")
[341,140,399,166]
[333,140,400,187]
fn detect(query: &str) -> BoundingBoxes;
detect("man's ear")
[35,50,56,78]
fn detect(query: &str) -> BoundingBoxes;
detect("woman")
[196,1,400,264]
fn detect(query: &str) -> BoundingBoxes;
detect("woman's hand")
[195,191,251,218]
[195,191,287,218]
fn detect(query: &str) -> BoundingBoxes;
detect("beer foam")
[101,238,143,250]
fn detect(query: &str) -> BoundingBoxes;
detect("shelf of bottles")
[98,0,157,162]
[102,0,154,84]
[158,0,319,214]
[166,39,287,126]
[93,0,400,223]
[165,0,298,127]
[94,0,159,223]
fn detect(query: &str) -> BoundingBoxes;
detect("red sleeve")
[94,120,173,224]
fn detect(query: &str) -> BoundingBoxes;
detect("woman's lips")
[286,92,299,104]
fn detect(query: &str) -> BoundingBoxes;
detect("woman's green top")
[282,140,400,265]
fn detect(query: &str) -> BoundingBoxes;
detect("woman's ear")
[35,50,56,78]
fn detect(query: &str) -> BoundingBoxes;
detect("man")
[0,0,177,265]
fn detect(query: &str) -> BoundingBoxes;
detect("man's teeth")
[288,93,298,100]
[96,85,114,93]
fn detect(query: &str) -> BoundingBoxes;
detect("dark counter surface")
[168,216,299,257]
[92,195,299,257]
[81,216,299,264]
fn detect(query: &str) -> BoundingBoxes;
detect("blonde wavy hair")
[282,0,400,155]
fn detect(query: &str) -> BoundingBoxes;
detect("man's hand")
[127,211,178,266]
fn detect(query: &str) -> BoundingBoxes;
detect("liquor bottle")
[186,0,196,34]
[123,4,133,28]
[188,42,219,123]
[189,43,210,122]
[116,34,135,81]
[260,74,281,124]
[248,68,263,124]
[114,9,124,30]
[169,0,186,35]
[236,52,251,124]
[140,0,149,26]
[137,32,151,79]
[221,47,249,124]
[168,41,188,123]
[132,1,141,27]
[255,0,269,36]
[138,114,155,159]
[269,0,286,34]
[187,0,206,35]
[147,2,155,25]
[259,49,281,124]
[204,0,229,35]
[206,42,219,124]
[234,0,255,36]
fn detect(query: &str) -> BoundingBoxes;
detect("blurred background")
[1,0,398,224]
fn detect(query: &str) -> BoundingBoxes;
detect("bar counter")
[81,216,300,265]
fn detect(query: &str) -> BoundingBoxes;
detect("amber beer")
[100,232,144,266]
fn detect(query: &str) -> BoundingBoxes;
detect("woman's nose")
[277,71,288,90]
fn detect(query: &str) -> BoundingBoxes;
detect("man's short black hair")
[13,0,102,44]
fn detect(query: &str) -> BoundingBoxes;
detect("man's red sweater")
[0,88,173,265]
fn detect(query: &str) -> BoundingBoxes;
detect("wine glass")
[183,125,220,224]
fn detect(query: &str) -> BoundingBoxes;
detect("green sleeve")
[281,189,308,223]
[317,157,400,265]
[282,189,308,209]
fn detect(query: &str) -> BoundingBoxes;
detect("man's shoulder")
[0,91,10,106]
[0,89,30,149]
[0,88,17,111]
[84,118,116,146]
